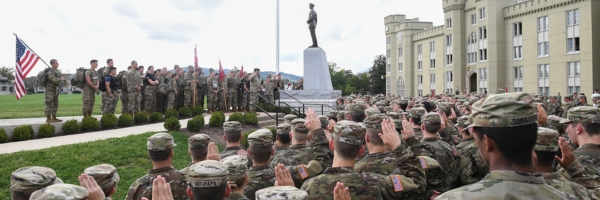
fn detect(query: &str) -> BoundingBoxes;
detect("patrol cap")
[223,121,242,132]
[421,113,441,125]
[317,115,329,128]
[147,132,177,151]
[337,111,348,121]
[248,129,273,148]
[187,160,228,188]
[547,115,566,129]
[399,99,409,105]
[333,120,366,146]
[408,107,427,119]
[437,102,451,113]
[348,103,366,115]
[455,116,471,128]
[559,106,600,124]
[283,114,297,123]
[267,74,272,78]
[393,119,403,130]
[209,68,214,72]
[256,186,308,200]
[222,155,248,180]
[188,134,211,148]
[10,166,63,198]
[386,112,400,119]
[363,113,386,129]
[83,164,120,191]
[254,68,260,72]
[365,107,381,117]
[29,184,88,200]
[327,110,338,119]
[468,92,537,128]
[291,118,309,134]
[534,127,560,152]
[276,124,292,135]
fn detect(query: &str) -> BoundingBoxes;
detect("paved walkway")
[0,112,269,155]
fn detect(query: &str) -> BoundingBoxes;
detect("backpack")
[37,68,51,88]
[116,70,127,91]
[96,67,106,78]
[71,67,87,89]
[99,75,107,92]
[157,79,168,95]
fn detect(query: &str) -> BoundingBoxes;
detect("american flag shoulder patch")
[298,165,309,180]
[418,157,428,169]
[452,146,458,157]
[390,175,404,192]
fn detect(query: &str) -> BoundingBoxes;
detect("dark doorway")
[469,73,477,93]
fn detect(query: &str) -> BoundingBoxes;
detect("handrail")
[279,91,305,107]
[304,103,336,115]
[249,91,300,126]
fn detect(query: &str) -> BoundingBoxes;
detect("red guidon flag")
[194,45,199,72]
[15,36,40,100]
[218,60,225,82]
[239,65,243,77]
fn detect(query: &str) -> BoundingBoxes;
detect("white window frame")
[479,8,486,20]
[417,44,423,70]
[386,77,391,95]
[479,68,488,94]
[567,62,581,94]
[513,66,523,92]
[445,71,453,94]
[396,77,405,97]
[386,37,390,45]
[398,48,403,72]
[513,22,523,60]
[386,49,391,72]
[471,14,476,25]
[417,75,423,97]
[446,18,452,29]
[446,35,453,66]
[538,64,550,95]
[567,9,580,54]
[467,32,477,64]
[538,16,549,57]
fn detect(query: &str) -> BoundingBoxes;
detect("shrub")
[100,113,118,129]
[209,112,225,127]
[165,109,179,119]
[149,112,163,123]
[0,128,8,143]
[81,116,100,132]
[187,115,205,132]
[240,129,257,148]
[280,107,292,114]
[62,119,80,134]
[244,112,258,125]
[12,125,33,141]
[38,123,55,138]
[267,127,277,142]
[191,106,204,116]
[134,112,149,124]
[118,113,134,127]
[217,111,225,121]
[228,112,245,124]
[164,117,181,131]
[178,107,192,118]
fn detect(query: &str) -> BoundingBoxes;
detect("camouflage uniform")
[562,101,577,118]
[101,74,117,114]
[82,69,99,115]
[270,119,313,172]
[263,76,274,103]
[249,70,261,112]
[207,71,219,112]
[84,164,120,200]
[283,114,297,124]
[217,75,227,111]
[196,72,206,109]
[547,97,563,116]
[137,72,144,112]
[405,113,459,193]
[30,184,88,200]
[256,186,308,200]
[120,70,129,113]
[10,166,63,200]
[126,69,141,113]
[223,155,250,200]
[300,120,425,200]
[227,73,238,111]
[244,129,276,200]
[166,77,178,110]
[407,107,427,140]
[179,134,211,177]
[144,73,157,113]
[126,133,188,200]
[437,92,578,200]
[155,74,165,113]
[45,68,62,117]
[183,70,195,108]
[454,116,489,186]
[188,160,229,200]
[274,124,292,157]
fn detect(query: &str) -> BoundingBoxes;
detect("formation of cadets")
[43,58,299,123]
[22,61,600,199]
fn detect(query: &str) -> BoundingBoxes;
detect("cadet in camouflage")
[327,110,338,122]
[29,184,89,200]
[84,164,120,200]
[245,129,277,200]
[437,92,578,200]
[256,186,308,200]
[180,134,211,177]
[284,114,298,124]
[187,160,230,200]
[454,116,489,186]
[220,121,245,160]
[274,124,292,155]
[126,133,188,200]
[270,118,314,182]
[10,166,64,200]
[223,155,250,200]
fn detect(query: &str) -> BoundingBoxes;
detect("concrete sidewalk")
[0,112,276,155]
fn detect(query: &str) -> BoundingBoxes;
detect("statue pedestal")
[279,47,341,115]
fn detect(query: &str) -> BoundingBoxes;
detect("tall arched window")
[396,77,405,97]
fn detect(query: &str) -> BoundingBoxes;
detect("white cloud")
[0,0,443,77]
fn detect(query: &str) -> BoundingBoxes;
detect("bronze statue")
[307,3,318,48]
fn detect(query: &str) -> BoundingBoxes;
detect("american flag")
[15,36,40,100]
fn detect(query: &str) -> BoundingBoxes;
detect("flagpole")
[13,33,51,69]
[275,0,280,74]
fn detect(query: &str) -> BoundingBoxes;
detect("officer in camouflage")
[256,186,308,200]
[223,155,250,200]
[184,66,197,108]
[125,133,188,200]
[82,59,99,117]
[270,118,313,172]
[10,166,64,200]
[263,75,274,103]
[125,61,142,115]
[436,92,577,200]
[84,164,120,200]
[454,116,489,186]
[29,184,89,200]
[196,69,206,109]
[166,73,179,110]
[248,68,261,113]
[562,96,577,118]
[406,107,426,140]
[220,121,250,164]
[283,114,297,124]
[560,107,600,182]
[274,124,292,157]
[244,129,276,200]
[144,66,159,114]
[436,102,460,146]
[101,67,118,115]
[217,72,227,112]
[136,66,144,112]
[119,67,130,114]
[327,110,338,122]
[227,69,239,112]
[534,127,598,199]
[240,72,250,112]
[187,160,231,200]
[180,134,211,177]
[547,96,563,116]
[206,68,219,113]
[45,59,65,123]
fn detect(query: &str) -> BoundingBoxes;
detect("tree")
[350,72,370,95]
[369,55,386,95]
[0,66,15,81]
[344,85,357,95]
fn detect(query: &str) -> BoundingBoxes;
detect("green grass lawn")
[0,93,207,119]
[0,132,223,199]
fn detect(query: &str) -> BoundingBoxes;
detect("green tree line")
[329,54,386,96]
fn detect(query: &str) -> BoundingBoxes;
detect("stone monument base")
[279,90,341,116]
